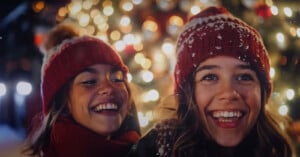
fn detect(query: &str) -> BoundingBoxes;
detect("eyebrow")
[80,67,98,74]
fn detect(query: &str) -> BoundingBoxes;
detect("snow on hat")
[41,26,128,114]
[174,6,271,98]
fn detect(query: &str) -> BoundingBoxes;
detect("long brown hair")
[22,78,140,157]
[171,66,294,157]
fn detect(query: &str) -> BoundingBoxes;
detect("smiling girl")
[128,6,294,157]
[23,24,140,157]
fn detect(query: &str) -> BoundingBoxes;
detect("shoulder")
[127,119,179,157]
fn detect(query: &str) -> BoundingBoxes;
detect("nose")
[217,80,240,101]
[97,80,114,96]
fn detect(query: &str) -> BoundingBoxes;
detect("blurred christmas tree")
[32,0,300,133]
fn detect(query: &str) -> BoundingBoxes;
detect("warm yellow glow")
[103,6,114,16]
[32,1,45,13]
[78,13,90,27]
[143,89,159,102]
[168,16,184,26]
[68,1,82,16]
[140,58,152,69]
[142,20,158,32]
[58,7,68,17]
[134,53,145,64]
[82,1,93,10]
[90,9,101,18]
[86,25,96,35]
[110,30,121,41]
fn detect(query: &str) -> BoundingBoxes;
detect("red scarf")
[43,116,140,157]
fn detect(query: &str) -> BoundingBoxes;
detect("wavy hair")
[171,67,295,157]
[22,78,140,157]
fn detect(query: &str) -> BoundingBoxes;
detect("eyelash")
[200,73,254,82]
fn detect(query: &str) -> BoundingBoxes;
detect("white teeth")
[212,111,242,118]
[94,103,118,112]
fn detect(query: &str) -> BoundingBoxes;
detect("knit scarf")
[43,116,140,157]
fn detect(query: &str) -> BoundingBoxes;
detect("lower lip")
[213,118,241,128]
[94,110,119,115]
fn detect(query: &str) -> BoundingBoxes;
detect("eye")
[237,73,254,81]
[201,73,218,81]
[110,70,125,82]
[81,79,97,85]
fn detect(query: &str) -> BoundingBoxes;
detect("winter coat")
[127,119,269,157]
[43,116,140,157]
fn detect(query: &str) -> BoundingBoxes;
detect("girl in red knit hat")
[23,23,140,157]
[128,6,294,157]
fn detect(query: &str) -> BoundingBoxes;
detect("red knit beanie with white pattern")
[41,25,128,114]
[174,6,271,99]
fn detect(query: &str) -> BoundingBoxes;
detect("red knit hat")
[41,36,128,114]
[174,6,271,98]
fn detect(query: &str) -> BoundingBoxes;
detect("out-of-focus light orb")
[0,83,7,97]
[134,53,145,64]
[278,105,289,116]
[241,0,257,9]
[120,16,131,26]
[121,1,134,12]
[82,1,93,10]
[143,89,159,102]
[32,1,45,13]
[127,73,133,82]
[123,34,135,44]
[138,112,149,127]
[270,67,275,78]
[110,30,121,41]
[296,28,300,38]
[283,7,292,17]
[78,12,90,27]
[16,81,32,96]
[103,6,114,16]
[132,0,143,5]
[190,5,201,15]
[156,0,177,11]
[276,32,285,48]
[140,58,152,69]
[142,19,160,42]
[271,6,278,15]
[141,70,154,83]
[68,1,82,17]
[167,15,184,36]
[114,40,126,51]
[179,0,192,12]
[162,41,175,56]
[286,89,295,100]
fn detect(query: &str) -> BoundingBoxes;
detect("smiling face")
[68,64,129,137]
[194,56,261,147]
